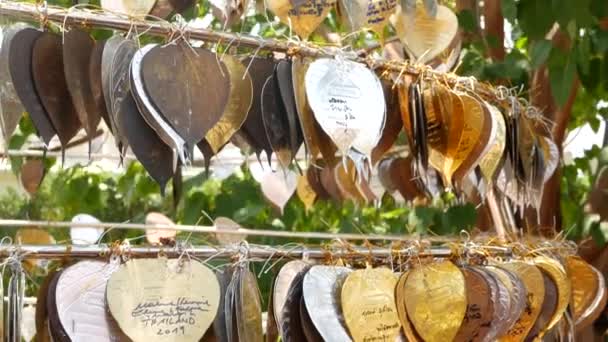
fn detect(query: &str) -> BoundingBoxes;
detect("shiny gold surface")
[237,268,264,342]
[265,0,335,39]
[15,228,55,271]
[106,258,220,342]
[341,267,401,342]
[499,262,545,342]
[404,261,466,342]
[576,264,607,331]
[443,90,466,186]
[296,174,317,211]
[390,5,459,63]
[566,256,598,323]
[395,271,422,342]
[479,103,506,182]
[532,257,571,336]
[452,93,489,184]
[100,0,156,16]
[205,55,252,154]
[340,0,398,35]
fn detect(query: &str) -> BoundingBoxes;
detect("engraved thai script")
[366,0,398,25]
[288,0,334,16]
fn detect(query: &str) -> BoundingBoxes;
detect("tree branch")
[529,27,580,233]
[483,0,505,61]
[456,0,481,44]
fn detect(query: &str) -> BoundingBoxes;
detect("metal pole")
[0,244,512,259]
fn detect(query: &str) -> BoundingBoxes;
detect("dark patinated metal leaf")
[141,44,230,158]
[88,39,112,132]
[169,0,197,13]
[292,57,337,165]
[63,28,100,138]
[241,56,275,162]
[306,163,330,200]
[8,28,55,145]
[0,24,30,146]
[46,270,70,342]
[411,82,428,170]
[101,35,129,153]
[320,166,343,202]
[300,296,323,342]
[280,266,310,342]
[117,92,174,194]
[109,38,138,157]
[131,44,186,166]
[262,73,292,169]
[209,267,234,342]
[32,32,81,146]
[372,80,402,164]
[276,59,304,159]
[35,269,57,342]
[150,0,174,18]
[108,37,174,192]
[266,277,280,342]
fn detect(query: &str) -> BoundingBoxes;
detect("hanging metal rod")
[0,2,445,81]
[0,2,538,124]
[0,218,426,242]
[1,149,138,161]
[0,1,329,58]
[0,244,512,259]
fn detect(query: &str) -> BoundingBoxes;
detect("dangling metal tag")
[6,255,25,342]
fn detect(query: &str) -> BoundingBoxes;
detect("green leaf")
[518,0,556,40]
[594,30,608,53]
[501,0,517,22]
[438,204,477,235]
[457,9,477,33]
[591,220,608,246]
[549,50,577,106]
[551,0,575,29]
[408,207,437,234]
[530,39,552,69]
[575,34,592,74]
[591,0,608,18]
[583,213,601,236]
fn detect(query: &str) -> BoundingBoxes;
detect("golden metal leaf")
[390,4,458,64]
[479,103,506,183]
[238,268,264,342]
[404,261,466,342]
[265,0,336,39]
[341,267,401,342]
[566,256,598,324]
[106,259,220,342]
[16,228,55,272]
[339,0,398,36]
[532,257,571,337]
[296,174,317,211]
[100,0,156,16]
[334,161,365,205]
[499,262,545,342]
[395,272,423,342]
[573,261,607,331]
[205,55,253,154]
[452,93,491,185]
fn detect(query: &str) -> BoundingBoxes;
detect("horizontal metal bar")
[0,219,426,242]
[0,2,328,58]
[0,244,512,260]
